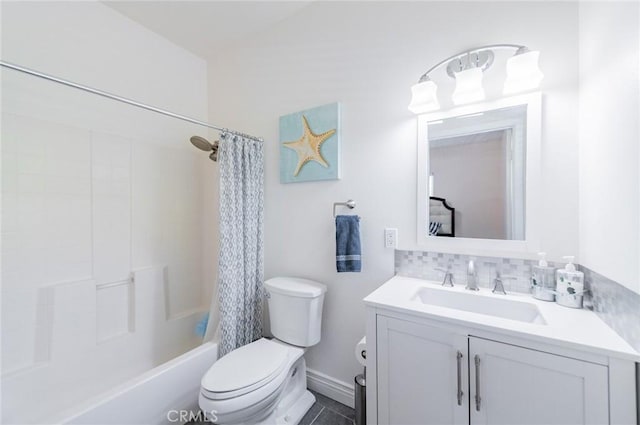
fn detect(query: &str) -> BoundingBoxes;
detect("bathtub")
[58,342,218,425]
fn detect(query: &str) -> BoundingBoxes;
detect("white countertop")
[364,276,640,362]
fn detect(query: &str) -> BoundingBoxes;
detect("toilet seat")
[200,338,305,421]
[200,369,292,424]
[201,338,291,400]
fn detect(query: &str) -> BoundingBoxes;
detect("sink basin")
[411,287,546,325]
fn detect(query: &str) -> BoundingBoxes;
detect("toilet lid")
[202,338,290,394]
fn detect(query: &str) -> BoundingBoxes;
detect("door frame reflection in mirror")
[429,107,526,240]
[417,92,542,257]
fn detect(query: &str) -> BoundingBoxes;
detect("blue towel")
[336,215,361,272]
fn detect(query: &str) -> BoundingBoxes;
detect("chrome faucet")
[492,272,507,295]
[466,260,479,291]
[435,267,454,287]
[492,270,516,295]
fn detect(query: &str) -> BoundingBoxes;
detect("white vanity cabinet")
[375,315,609,425]
[375,315,610,425]
[365,277,638,425]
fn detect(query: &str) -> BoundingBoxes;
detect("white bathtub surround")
[216,133,265,357]
[1,2,210,423]
[1,264,206,423]
[1,108,210,422]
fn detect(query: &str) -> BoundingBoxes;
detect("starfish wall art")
[279,102,341,183]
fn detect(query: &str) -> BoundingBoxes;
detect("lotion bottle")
[555,256,585,308]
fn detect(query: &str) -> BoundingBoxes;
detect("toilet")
[199,277,327,425]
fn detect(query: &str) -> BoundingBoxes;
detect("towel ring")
[333,199,356,217]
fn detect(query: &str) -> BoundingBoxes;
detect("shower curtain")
[210,132,264,357]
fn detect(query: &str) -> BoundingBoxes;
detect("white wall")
[578,1,640,293]
[1,2,212,423]
[208,1,580,388]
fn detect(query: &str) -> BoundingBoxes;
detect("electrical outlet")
[384,228,398,248]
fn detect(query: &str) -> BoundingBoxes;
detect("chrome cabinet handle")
[456,351,464,406]
[474,355,481,411]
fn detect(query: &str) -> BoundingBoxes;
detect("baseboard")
[306,368,355,409]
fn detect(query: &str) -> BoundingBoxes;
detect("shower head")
[190,135,213,152]
[190,135,219,162]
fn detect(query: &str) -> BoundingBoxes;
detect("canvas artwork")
[279,102,341,183]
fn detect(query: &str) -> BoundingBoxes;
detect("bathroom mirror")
[417,93,542,255]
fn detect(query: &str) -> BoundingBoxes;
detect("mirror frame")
[417,92,542,257]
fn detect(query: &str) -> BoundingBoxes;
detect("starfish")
[283,115,336,176]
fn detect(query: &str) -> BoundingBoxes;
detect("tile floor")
[189,390,356,424]
[300,390,355,425]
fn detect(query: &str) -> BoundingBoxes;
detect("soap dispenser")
[531,252,556,301]
[555,256,585,309]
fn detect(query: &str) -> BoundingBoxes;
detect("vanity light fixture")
[408,44,543,113]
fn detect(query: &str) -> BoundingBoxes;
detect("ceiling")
[104,1,313,59]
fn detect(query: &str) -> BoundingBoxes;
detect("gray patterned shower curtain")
[214,132,264,357]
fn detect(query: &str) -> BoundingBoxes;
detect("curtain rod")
[0,60,263,142]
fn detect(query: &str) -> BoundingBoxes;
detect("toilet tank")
[264,277,327,347]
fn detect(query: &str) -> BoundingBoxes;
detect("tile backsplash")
[395,250,640,352]
[585,267,640,352]
[394,250,562,294]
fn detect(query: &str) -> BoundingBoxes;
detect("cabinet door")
[377,316,468,425]
[469,337,609,425]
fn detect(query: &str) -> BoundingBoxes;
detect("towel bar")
[333,199,356,217]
